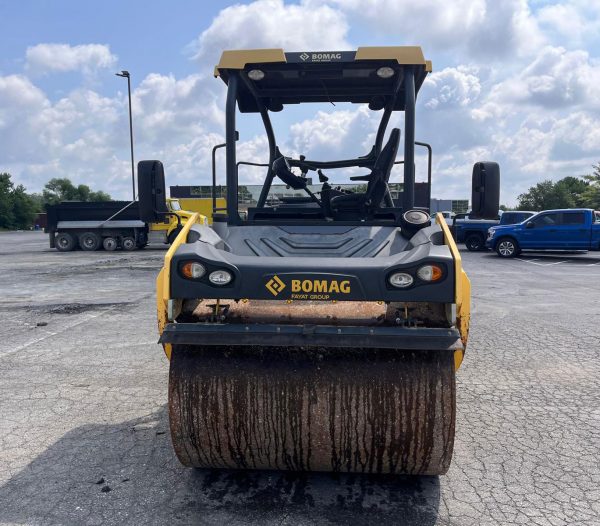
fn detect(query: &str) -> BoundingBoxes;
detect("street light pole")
[115,70,136,200]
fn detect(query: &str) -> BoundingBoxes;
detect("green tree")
[11,184,37,229]
[42,177,111,205]
[516,177,589,211]
[0,173,38,229]
[554,176,589,207]
[0,173,14,228]
[582,163,600,210]
[89,190,112,201]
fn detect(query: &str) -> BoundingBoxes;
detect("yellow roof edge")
[214,49,286,77]
[355,46,428,66]
[214,47,431,77]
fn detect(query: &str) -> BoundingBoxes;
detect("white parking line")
[515,258,568,266]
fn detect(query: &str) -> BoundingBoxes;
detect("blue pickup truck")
[454,210,535,251]
[486,208,600,257]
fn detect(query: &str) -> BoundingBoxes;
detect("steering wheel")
[272,157,308,190]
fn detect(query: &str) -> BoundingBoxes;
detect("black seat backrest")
[364,128,400,207]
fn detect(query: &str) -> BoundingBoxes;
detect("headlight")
[389,272,414,288]
[181,262,206,279]
[209,269,233,285]
[417,264,443,282]
[376,66,395,78]
[248,69,265,81]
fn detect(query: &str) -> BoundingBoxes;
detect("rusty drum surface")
[168,346,455,475]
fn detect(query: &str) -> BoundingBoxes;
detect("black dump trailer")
[45,201,148,252]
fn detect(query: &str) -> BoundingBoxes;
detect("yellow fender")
[436,213,471,371]
[157,212,204,360]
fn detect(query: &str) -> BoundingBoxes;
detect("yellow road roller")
[145,47,500,475]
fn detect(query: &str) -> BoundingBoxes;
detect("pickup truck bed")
[453,211,534,251]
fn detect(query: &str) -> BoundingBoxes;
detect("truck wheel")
[465,234,485,252]
[79,232,101,251]
[122,237,136,251]
[55,232,76,252]
[496,237,520,258]
[103,237,118,251]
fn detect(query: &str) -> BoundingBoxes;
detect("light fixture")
[181,262,206,279]
[417,264,443,282]
[403,210,430,225]
[389,272,414,288]
[376,67,395,79]
[209,269,233,285]
[248,69,265,81]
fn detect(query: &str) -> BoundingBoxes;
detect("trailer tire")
[103,237,118,251]
[79,232,101,251]
[465,233,485,252]
[122,237,136,251]
[496,237,520,258]
[55,232,76,252]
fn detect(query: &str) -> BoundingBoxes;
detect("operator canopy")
[213,46,432,222]
[214,47,431,112]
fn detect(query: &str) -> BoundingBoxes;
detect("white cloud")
[422,66,482,110]
[190,0,350,63]
[289,106,377,161]
[488,46,600,110]
[3,0,600,206]
[25,43,117,75]
[329,0,544,60]
[131,73,224,146]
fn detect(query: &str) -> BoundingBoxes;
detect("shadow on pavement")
[0,407,441,525]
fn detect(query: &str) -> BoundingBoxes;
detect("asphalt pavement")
[1,231,599,525]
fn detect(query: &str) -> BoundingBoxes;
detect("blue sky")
[1,0,599,205]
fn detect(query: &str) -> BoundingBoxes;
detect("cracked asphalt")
[1,231,599,526]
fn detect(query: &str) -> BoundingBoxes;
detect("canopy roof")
[214,47,431,113]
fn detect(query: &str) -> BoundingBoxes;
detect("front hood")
[490,224,520,233]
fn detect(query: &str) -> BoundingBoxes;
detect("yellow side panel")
[149,220,170,232]
[156,268,171,360]
[156,212,201,360]
[435,213,471,371]
[178,198,225,224]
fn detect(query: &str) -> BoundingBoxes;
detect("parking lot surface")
[1,231,599,526]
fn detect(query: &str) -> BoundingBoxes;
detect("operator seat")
[330,128,400,213]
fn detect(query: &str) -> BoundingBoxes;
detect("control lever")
[299,155,309,178]
[318,169,329,183]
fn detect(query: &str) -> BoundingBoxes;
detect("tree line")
[514,163,600,211]
[0,173,111,230]
[1,163,599,229]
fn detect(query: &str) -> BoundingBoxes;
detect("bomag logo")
[300,52,342,62]
[266,275,351,300]
[291,279,350,294]
[266,275,286,296]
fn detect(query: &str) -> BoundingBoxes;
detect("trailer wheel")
[122,237,136,251]
[465,233,485,251]
[79,232,101,251]
[103,237,118,251]
[55,232,76,252]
